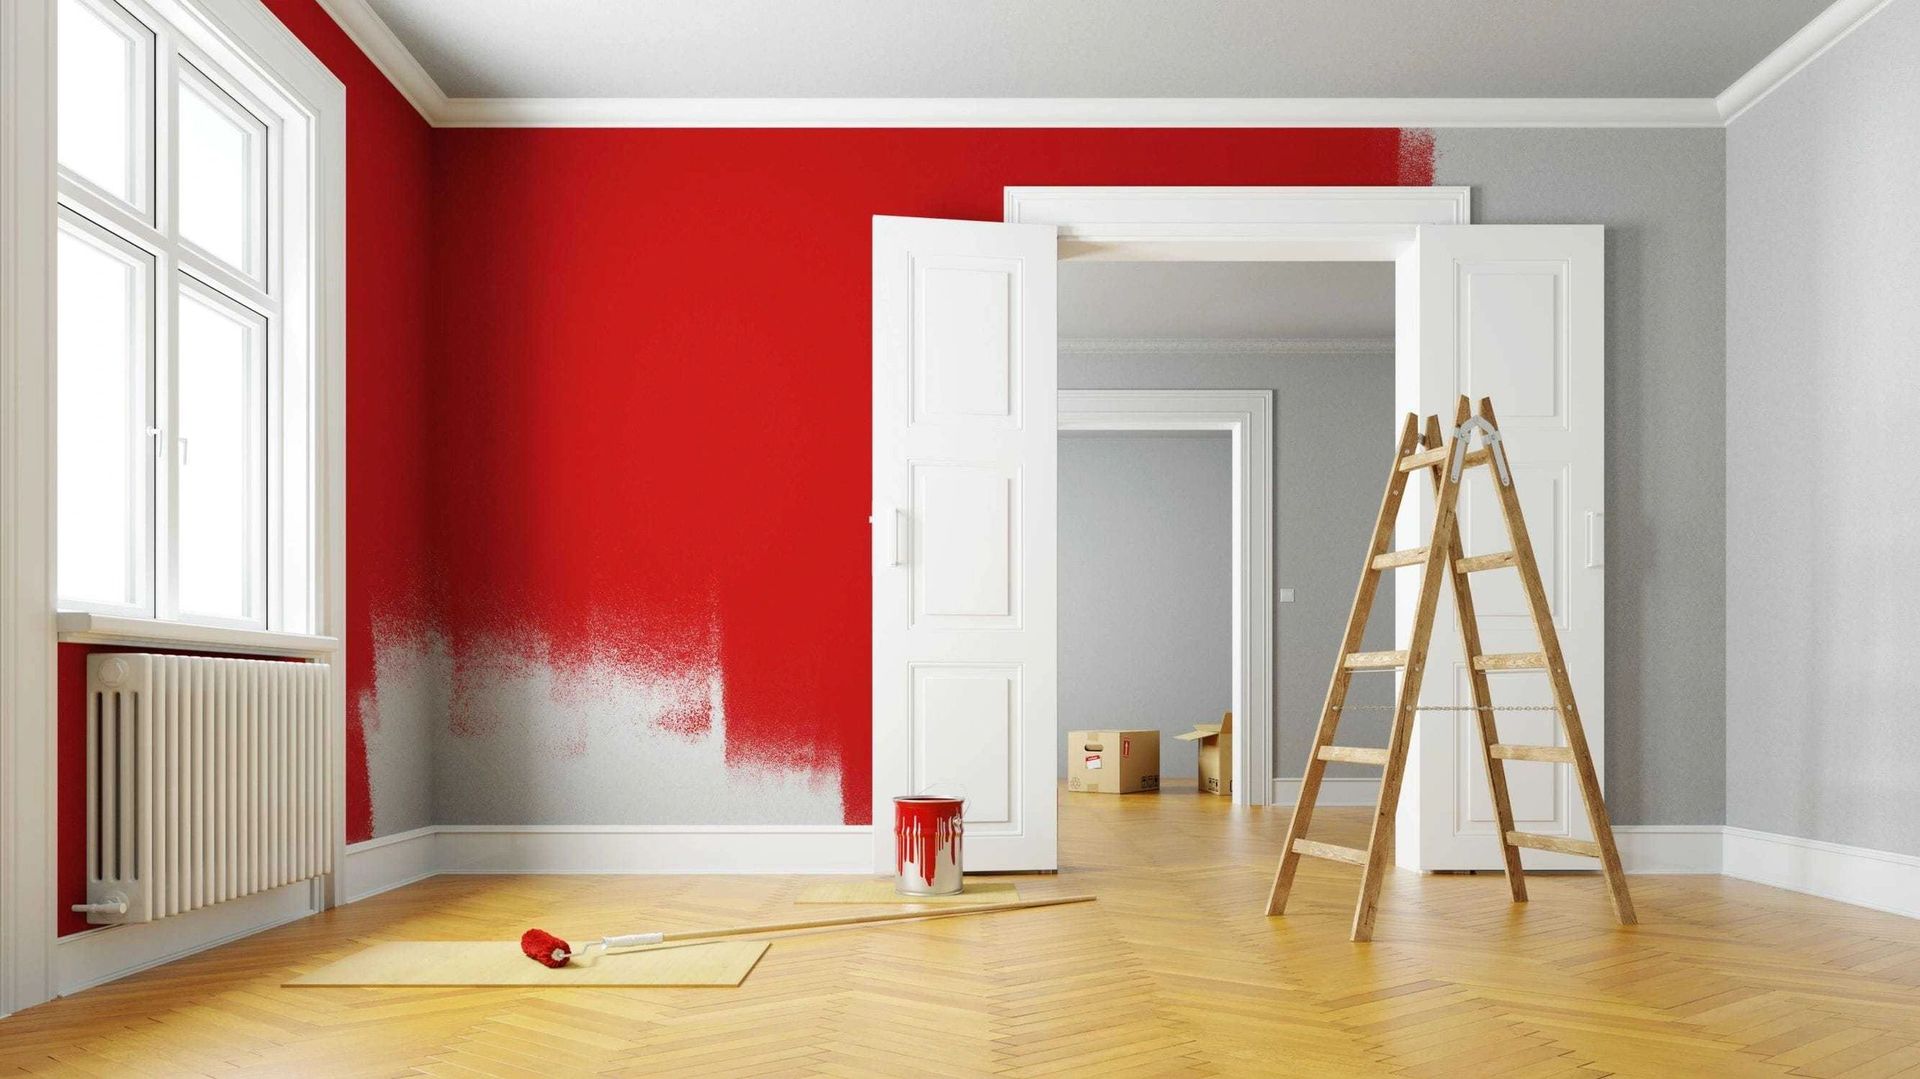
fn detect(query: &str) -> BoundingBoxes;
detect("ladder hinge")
[1451,416,1512,485]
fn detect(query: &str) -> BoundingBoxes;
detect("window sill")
[55,612,338,659]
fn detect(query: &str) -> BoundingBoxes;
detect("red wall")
[255,0,437,846]
[428,128,1432,827]
[56,0,433,933]
[53,1,1441,930]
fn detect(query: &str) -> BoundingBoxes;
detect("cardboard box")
[1066,730,1160,793]
[1175,711,1234,796]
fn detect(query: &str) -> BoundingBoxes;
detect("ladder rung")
[1344,650,1410,669]
[1454,551,1517,573]
[1489,743,1574,763]
[1317,746,1390,766]
[1370,546,1429,570]
[1293,839,1370,865]
[1472,652,1548,671]
[1398,446,1493,473]
[1505,831,1602,858]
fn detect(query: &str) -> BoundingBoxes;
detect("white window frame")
[56,0,303,635]
[2,0,343,1015]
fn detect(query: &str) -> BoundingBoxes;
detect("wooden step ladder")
[1264,395,1634,941]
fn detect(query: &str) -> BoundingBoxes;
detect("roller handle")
[603,932,665,949]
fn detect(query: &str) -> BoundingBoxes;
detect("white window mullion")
[175,248,276,316]
[154,26,179,621]
[56,182,168,254]
[156,257,180,621]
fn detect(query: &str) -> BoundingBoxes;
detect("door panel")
[1401,225,1603,871]
[912,464,1017,623]
[912,665,1018,827]
[874,216,1057,872]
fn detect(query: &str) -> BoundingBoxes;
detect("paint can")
[893,795,964,896]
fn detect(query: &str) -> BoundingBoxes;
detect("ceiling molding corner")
[1716,0,1893,124]
[1060,337,1395,357]
[310,0,448,122]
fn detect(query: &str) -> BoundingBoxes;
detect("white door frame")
[1006,186,1470,816]
[1058,390,1273,803]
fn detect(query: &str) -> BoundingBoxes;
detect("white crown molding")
[1717,0,1895,124]
[306,0,1865,130]
[309,0,447,122]
[434,96,1724,129]
[1062,337,1394,356]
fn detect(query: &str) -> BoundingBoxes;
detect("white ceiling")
[361,0,1828,101]
[1059,261,1394,343]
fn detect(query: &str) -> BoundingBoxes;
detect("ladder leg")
[1421,416,1527,902]
[1478,398,1635,925]
[1350,400,1472,942]
[1267,414,1423,917]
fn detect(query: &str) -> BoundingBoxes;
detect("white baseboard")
[343,823,876,885]
[437,824,875,874]
[1270,776,1380,806]
[342,825,439,901]
[1610,825,1724,874]
[55,880,321,996]
[1723,826,1920,920]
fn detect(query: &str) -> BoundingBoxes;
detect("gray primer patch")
[431,632,844,827]
[361,622,448,837]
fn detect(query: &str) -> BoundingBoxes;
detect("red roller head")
[521,927,572,968]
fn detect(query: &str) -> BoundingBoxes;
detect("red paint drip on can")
[893,795,964,895]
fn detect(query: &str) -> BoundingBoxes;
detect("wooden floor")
[8,784,1920,1077]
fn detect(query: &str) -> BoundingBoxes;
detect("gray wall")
[1059,432,1232,780]
[1434,128,1728,826]
[1725,1,1920,855]
[1060,348,1399,783]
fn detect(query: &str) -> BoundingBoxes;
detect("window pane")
[58,0,150,206]
[175,287,263,622]
[57,223,150,609]
[177,73,263,276]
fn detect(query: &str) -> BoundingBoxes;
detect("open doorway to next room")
[1057,260,1400,811]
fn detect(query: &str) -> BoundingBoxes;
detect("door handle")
[1584,511,1602,568]
[890,508,908,566]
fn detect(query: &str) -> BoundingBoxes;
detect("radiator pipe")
[71,893,128,915]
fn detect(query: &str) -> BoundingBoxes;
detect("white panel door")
[873,215,1058,872]
[1398,225,1604,870]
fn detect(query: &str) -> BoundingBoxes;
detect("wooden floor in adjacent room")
[8,784,1920,1077]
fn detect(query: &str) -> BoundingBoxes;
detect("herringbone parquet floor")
[7,784,1920,1077]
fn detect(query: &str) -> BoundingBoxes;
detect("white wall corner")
[0,0,59,1020]
[1716,0,1897,123]
[1723,827,1920,920]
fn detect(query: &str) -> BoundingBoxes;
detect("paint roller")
[520,893,1096,968]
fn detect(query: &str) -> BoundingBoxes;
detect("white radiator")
[81,652,331,925]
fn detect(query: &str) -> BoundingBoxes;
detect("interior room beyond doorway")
[1057,260,1400,810]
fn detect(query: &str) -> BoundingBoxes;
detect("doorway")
[1056,260,1396,811]
[872,189,1606,874]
